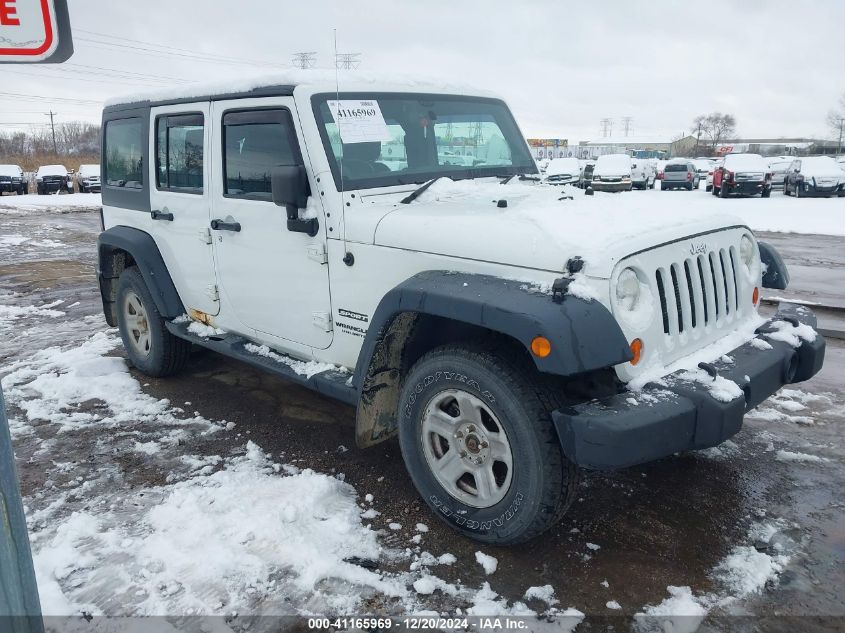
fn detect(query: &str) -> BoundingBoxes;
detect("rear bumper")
[552,303,825,470]
[661,180,694,188]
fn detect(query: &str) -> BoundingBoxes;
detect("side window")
[104,118,143,188]
[156,113,204,193]
[223,109,300,200]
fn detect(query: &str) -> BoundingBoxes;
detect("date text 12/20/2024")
[308,618,532,629]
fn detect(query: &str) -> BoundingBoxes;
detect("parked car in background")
[783,156,843,198]
[712,153,771,198]
[544,157,582,185]
[655,159,668,181]
[76,164,102,193]
[591,153,632,192]
[0,164,27,195]
[660,160,700,191]
[35,165,73,195]
[767,158,793,190]
[631,159,656,189]
[706,158,723,192]
[692,159,715,182]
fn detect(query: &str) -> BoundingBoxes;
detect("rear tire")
[116,267,191,377]
[398,345,578,545]
[706,185,713,192]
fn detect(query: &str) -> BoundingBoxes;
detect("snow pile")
[676,368,744,403]
[475,551,499,575]
[1,331,208,433]
[0,299,65,329]
[764,320,818,348]
[524,585,558,606]
[0,193,102,214]
[775,450,829,463]
[244,343,348,379]
[186,320,225,338]
[636,519,794,630]
[635,585,708,633]
[31,441,405,616]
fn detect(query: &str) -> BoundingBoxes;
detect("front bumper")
[592,180,632,192]
[553,303,825,470]
[722,181,767,195]
[801,183,840,196]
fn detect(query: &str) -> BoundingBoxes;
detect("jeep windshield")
[313,93,536,190]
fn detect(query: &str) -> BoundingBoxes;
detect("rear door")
[148,104,219,316]
[209,97,332,349]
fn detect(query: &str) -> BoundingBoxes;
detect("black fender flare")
[353,270,632,389]
[97,226,184,325]
[758,241,789,290]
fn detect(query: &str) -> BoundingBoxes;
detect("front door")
[209,97,333,350]
[148,104,219,316]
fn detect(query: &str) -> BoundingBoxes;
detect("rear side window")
[222,109,301,200]
[104,118,143,188]
[156,113,204,193]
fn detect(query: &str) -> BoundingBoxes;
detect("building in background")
[526,138,569,160]
[572,135,697,159]
[716,138,842,157]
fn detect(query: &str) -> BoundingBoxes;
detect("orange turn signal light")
[531,336,552,358]
[752,287,760,306]
[630,338,644,365]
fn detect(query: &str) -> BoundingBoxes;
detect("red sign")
[0,0,72,63]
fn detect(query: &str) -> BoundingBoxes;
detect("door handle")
[210,219,241,232]
[151,210,174,221]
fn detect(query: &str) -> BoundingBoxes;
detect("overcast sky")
[1,0,843,142]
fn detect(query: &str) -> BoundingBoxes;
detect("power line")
[292,52,317,69]
[335,53,361,69]
[75,28,284,68]
[0,67,173,88]
[75,36,283,69]
[0,91,101,105]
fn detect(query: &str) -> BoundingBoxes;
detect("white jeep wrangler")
[97,73,825,545]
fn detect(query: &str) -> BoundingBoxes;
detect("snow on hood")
[36,165,68,177]
[372,178,745,278]
[723,154,768,172]
[546,158,581,176]
[594,154,632,176]
[800,157,843,178]
[0,165,22,177]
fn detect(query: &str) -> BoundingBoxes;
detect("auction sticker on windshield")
[328,100,392,144]
[0,0,72,62]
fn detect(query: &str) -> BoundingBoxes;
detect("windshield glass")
[312,93,536,190]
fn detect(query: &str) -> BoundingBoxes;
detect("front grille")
[655,247,740,336]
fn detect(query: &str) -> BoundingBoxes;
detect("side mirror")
[272,165,318,237]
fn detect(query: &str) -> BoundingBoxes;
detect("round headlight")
[616,268,641,311]
[740,235,755,268]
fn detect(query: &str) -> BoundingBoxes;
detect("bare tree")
[827,92,845,153]
[692,112,737,151]
[0,121,100,171]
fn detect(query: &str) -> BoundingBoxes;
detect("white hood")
[371,179,746,278]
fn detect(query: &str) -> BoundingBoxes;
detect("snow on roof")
[799,156,843,177]
[36,165,69,175]
[105,70,492,108]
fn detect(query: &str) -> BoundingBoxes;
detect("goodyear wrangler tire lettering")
[399,345,577,545]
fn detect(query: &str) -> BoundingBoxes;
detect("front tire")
[116,267,191,377]
[398,345,578,545]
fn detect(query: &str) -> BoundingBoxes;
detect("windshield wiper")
[499,173,541,184]
[400,177,442,204]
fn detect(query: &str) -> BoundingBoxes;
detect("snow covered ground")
[0,193,102,215]
[2,199,844,629]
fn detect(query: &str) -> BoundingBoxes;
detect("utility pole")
[291,52,317,69]
[335,53,361,70]
[837,117,844,157]
[622,116,633,137]
[44,110,58,154]
[600,118,611,138]
[695,121,702,154]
